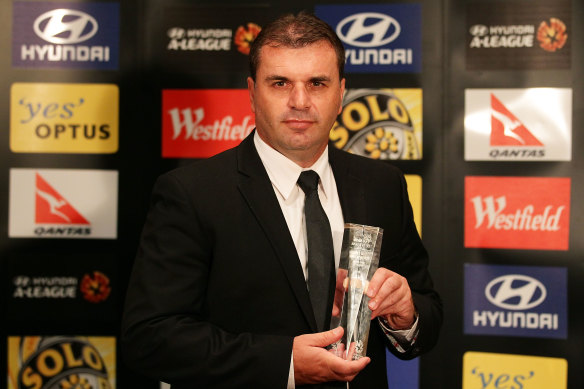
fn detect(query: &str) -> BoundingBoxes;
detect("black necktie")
[297,170,335,332]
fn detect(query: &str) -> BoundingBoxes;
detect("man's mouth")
[283,118,315,130]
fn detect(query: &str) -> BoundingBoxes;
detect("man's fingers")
[366,268,392,298]
[329,356,371,381]
[302,326,344,348]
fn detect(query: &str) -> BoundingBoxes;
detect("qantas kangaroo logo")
[35,173,89,224]
[490,94,543,146]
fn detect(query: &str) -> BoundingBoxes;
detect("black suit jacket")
[122,132,442,388]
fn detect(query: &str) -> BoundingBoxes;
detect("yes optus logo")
[463,352,567,389]
[464,176,570,250]
[10,82,119,154]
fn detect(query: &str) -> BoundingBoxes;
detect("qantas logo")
[35,173,89,224]
[490,94,543,146]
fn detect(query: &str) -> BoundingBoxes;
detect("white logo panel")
[465,88,572,161]
[9,168,118,239]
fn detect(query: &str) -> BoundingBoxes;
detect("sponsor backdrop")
[0,0,582,388]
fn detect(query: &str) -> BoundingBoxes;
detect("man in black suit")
[122,12,442,388]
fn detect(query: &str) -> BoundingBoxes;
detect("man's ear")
[247,77,256,113]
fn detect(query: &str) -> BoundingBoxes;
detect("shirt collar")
[254,131,331,201]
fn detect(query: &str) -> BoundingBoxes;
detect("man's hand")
[366,268,415,329]
[293,327,370,385]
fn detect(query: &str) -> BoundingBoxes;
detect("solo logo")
[464,264,567,339]
[463,352,567,389]
[330,89,422,160]
[9,169,118,239]
[315,4,421,73]
[465,176,570,250]
[465,88,572,161]
[162,89,254,158]
[8,336,115,389]
[12,2,120,69]
[10,83,119,154]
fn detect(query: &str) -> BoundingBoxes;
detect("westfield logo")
[33,9,98,44]
[485,274,546,310]
[464,176,570,250]
[167,107,253,141]
[336,12,400,47]
[470,195,564,231]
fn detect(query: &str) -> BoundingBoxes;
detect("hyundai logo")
[336,12,400,48]
[469,24,488,37]
[485,274,546,310]
[33,9,98,44]
[168,27,186,39]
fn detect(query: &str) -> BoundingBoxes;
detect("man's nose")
[288,84,310,110]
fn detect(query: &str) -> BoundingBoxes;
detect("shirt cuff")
[377,313,419,353]
[287,351,295,389]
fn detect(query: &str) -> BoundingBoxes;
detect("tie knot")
[297,170,320,194]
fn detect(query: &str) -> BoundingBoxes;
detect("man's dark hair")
[249,12,345,81]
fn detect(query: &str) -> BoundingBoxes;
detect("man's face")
[247,41,345,167]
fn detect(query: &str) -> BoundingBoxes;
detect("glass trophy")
[329,223,383,360]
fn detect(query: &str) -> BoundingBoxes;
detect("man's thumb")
[312,326,344,347]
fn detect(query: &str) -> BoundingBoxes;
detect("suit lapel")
[329,147,367,224]
[236,134,318,332]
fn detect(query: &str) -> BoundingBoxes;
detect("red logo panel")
[465,176,570,250]
[162,89,254,158]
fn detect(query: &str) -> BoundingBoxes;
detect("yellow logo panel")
[330,89,422,160]
[463,351,567,389]
[405,174,422,236]
[8,336,116,389]
[10,83,119,153]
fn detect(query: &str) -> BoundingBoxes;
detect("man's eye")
[274,81,286,87]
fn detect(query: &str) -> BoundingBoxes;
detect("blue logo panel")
[315,4,422,73]
[386,351,419,389]
[12,2,119,70]
[464,264,567,339]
